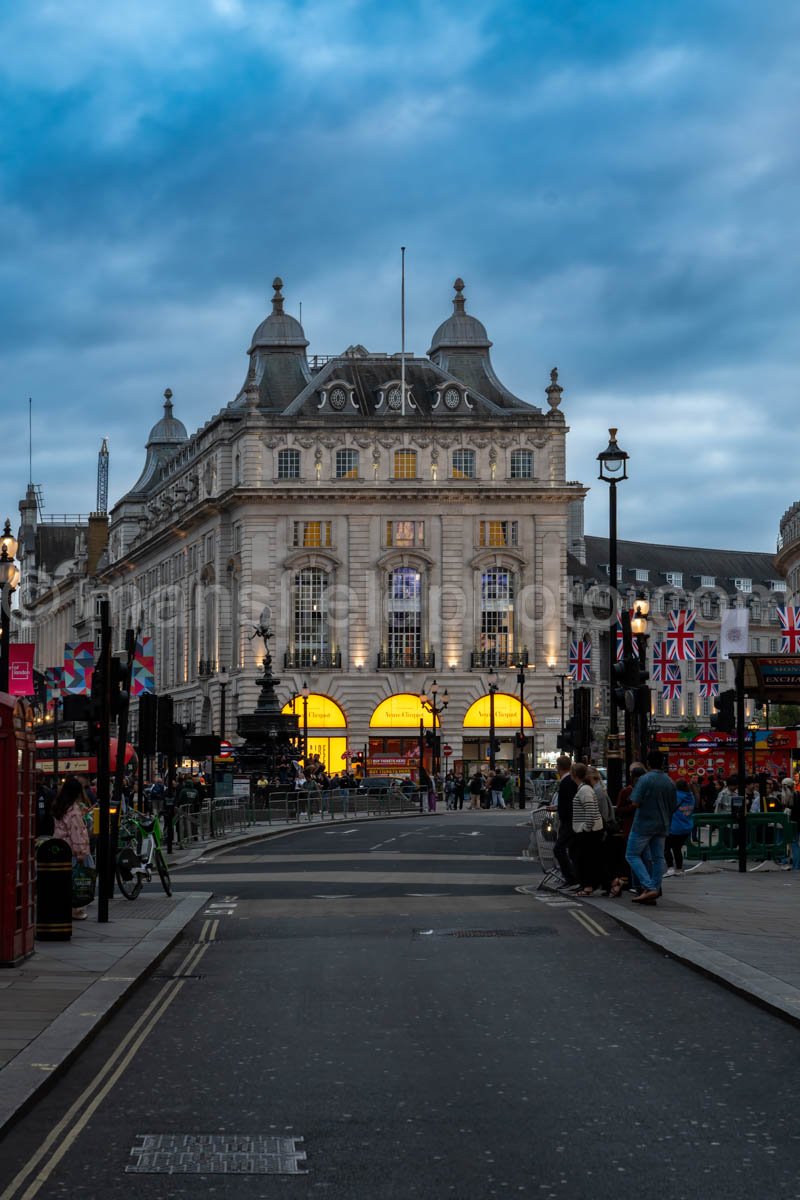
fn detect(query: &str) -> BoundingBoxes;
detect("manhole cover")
[127,1134,307,1174]
[413,927,556,938]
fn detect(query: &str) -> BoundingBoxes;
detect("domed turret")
[248,277,309,352]
[428,278,492,358]
[128,389,188,495]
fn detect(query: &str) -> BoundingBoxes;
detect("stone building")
[84,277,585,776]
[776,502,800,602]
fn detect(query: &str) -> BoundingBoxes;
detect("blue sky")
[2,0,798,551]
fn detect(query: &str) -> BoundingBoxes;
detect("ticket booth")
[0,695,36,965]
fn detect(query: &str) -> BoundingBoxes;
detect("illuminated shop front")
[368,693,440,778]
[462,692,534,775]
[281,693,347,774]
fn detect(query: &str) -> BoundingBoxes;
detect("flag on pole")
[777,606,800,654]
[44,667,64,704]
[694,638,718,684]
[662,663,682,701]
[666,609,696,661]
[615,615,639,661]
[64,642,94,694]
[8,643,34,696]
[651,640,670,683]
[720,606,749,660]
[569,636,591,683]
[131,635,155,697]
[699,679,720,699]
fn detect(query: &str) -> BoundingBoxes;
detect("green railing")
[687,813,795,863]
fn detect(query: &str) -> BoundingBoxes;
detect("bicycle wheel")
[115,846,143,900]
[155,848,172,896]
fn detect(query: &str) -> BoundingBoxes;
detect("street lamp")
[420,679,448,791]
[597,428,629,802]
[631,592,651,763]
[301,681,310,769]
[550,664,567,742]
[487,666,499,772]
[218,665,228,742]
[517,659,531,809]
[0,518,20,694]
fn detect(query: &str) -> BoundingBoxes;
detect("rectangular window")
[701,595,712,618]
[386,520,425,548]
[734,577,752,593]
[277,448,300,479]
[204,533,215,562]
[452,449,476,479]
[751,637,761,652]
[701,696,710,718]
[335,449,359,479]
[293,521,332,548]
[665,572,683,587]
[770,638,779,653]
[188,545,197,572]
[635,568,649,582]
[652,593,665,615]
[479,520,518,547]
[700,575,716,587]
[769,579,787,591]
[656,694,664,716]
[751,601,762,622]
[233,524,242,551]
[393,449,417,479]
[510,450,533,479]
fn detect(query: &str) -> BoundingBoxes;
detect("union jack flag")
[699,678,720,699]
[694,638,718,684]
[662,663,682,701]
[615,615,639,661]
[777,606,800,654]
[666,609,696,661]
[651,640,671,683]
[569,636,591,683]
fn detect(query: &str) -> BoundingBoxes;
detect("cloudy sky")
[2,0,798,551]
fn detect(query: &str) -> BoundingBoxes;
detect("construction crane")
[96,438,109,514]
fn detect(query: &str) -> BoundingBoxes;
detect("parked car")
[356,775,407,794]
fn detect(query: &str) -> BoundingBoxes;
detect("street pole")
[518,662,527,809]
[597,429,628,804]
[220,673,227,742]
[735,657,747,874]
[301,681,309,770]
[96,599,112,923]
[487,667,498,773]
[52,698,60,789]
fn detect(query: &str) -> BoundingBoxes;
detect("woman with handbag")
[571,763,604,896]
[52,776,94,921]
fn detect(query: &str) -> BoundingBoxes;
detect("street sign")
[219,740,233,758]
[443,744,453,757]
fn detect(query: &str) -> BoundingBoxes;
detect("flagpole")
[400,247,406,418]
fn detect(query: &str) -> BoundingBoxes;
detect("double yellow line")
[570,909,608,937]
[1,920,219,1200]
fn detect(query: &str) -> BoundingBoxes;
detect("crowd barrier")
[174,800,252,847]
[252,786,424,824]
[686,812,796,864]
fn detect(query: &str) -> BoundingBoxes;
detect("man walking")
[552,754,578,887]
[625,749,677,904]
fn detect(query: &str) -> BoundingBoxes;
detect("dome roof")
[249,277,309,352]
[428,278,492,356]
[147,388,188,446]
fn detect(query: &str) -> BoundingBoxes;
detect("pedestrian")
[490,768,506,808]
[454,773,465,811]
[468,769,484,810]
[608,762,646,896]
[444,772,456,810]
[552,754,578,887]
[665,777,695,876]
[625,749,677,904]
[783,778,800,870]
[571,763,604,896]
[714,778,734,814]
[51,776,93,921]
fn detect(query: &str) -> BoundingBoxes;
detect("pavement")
[3,809,800,1138]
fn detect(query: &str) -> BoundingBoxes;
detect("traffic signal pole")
[735,657,747,874]
[96,600,112,923]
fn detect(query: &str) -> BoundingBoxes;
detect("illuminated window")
[292,521,332,548]
[387,567,421,666]
[293,569,329,667]
[478,520,518,547]
[480,569,514,664]
[393,449,417,479]
[335,449,359,479]
[452,449,476,479]
[278,449,300,479]
[386,520,425,547]
[510,450,533,479]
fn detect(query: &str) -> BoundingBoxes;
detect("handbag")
[72,861,97,908]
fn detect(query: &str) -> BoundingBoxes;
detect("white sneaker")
[665,868,676,877]
[673,869,684,875]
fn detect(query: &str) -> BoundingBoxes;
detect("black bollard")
[36,838,72,940]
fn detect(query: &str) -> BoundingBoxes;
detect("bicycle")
[115,809,172,899]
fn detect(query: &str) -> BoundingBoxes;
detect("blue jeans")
[792,835,800,871]
[626,831,666,892]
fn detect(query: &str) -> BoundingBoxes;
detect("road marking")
[570,910,609,937]
[0,936,212,1200]
[312,894,355,899]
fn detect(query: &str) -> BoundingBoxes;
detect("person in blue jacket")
[665,777,695,876]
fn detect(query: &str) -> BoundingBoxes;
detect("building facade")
[23,278,584,776]
[776,501,800,603]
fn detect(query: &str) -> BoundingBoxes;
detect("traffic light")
[514,731,528,750]
[711,689,736,733]
[425,731,442,753]
[558,714,580,753]
[613,654,649,712]
[156,694,174,754]
[110,656,129,717]
[574,687,592,752]
[138,692,157,755]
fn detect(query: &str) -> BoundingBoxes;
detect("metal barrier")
[687,813,795,863]
[173,800,253,847]
[528,806,558,869]
[252,787,424,824]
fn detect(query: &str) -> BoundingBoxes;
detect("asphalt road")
[2,811,799,1199]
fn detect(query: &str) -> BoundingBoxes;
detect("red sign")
[8,644,34,696]
[443,744,453,757]
[219,740,233,758]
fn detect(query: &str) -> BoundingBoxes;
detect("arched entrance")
[369,693,440,779]
[281,693,347,775]
[462,692,534,776]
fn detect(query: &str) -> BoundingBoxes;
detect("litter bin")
[36,838,72,941]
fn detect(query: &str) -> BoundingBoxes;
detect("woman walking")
[52,776,93,921]
[665,777,695,876]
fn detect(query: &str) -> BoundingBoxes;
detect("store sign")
[370,694,437,728]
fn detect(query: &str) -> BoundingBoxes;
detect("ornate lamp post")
[631,593,651,763]
[517,658,531,809]
[597,429,629,803]
[487,666,499,772]
[218,665,228,742]
[0,519,20,694]
[550,663,567,742]
[301,681,310,769]
[420,679,448,789]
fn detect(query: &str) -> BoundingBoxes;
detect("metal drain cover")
[127,1134,307,1174]
[414,927,556,938]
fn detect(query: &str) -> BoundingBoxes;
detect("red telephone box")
[0,695,36,965]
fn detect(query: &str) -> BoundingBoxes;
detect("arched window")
[479,569,515,666]
[233,453,241,484]
[204,582,217,668]
[387,567,422,667]
[293,568,329,668]
[230,572,241,669]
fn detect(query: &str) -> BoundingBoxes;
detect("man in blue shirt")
[626,749,677,904]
